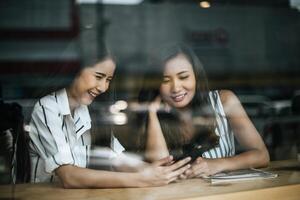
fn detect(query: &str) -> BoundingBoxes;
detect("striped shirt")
[29,88,124,183]
[202,91,235,158]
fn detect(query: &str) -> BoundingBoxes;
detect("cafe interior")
[0,0,299,199]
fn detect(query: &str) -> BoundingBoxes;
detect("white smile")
[171,93,187,102]
[88,90,99,98]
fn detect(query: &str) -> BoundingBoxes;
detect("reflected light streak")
[115,100,128,110]
[112,112,127,125]
[89,147,144,169]
[109,105,119,114]
[110,100,128,114]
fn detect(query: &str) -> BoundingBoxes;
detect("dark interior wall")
[0,0,80,99]
[90,3,300,99]
[102,4,300,75]
[0,1,300,99]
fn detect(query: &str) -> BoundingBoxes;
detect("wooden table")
[0,160,299,200]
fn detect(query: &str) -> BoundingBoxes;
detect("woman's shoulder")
[32,92,61,114]
[218,90,237,103]
[218,90,243,115]
[209,90,238,104]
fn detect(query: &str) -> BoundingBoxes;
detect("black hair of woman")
[0,100,31,183]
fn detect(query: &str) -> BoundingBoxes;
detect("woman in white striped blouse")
[29,51,191,188]
[142,44,270,178]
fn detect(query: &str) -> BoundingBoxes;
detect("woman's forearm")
[56,165,144,188]
[185,148,269,178]
[56,156,192,188]
[217,148,270,172]
[145,111,169,161]
[218,90,270,172]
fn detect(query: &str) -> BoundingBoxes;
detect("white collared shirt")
[29,88,124,182]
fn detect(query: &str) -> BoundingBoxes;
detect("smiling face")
[160,54,196,109]
[68,58,116,107]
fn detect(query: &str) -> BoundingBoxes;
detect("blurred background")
[0,0,300,183]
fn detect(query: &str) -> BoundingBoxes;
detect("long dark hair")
[137,43,218,155]
[0,101,31,183]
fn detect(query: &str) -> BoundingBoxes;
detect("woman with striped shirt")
[29,51,191,188]
[139,44,269,178]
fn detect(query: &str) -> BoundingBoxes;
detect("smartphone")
[173,143,213,162]
[173,128,219,162]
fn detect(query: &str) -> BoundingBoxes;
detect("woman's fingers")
[163,102,172,112]
[149,95,172,113]
[156,96,172,112]
[179,173,187,180]
[154,95,161,103]
[189,166,208,178]
[184,159,208,178]
[167,157,191,171]
[195,157,204,163]
[149,96,162,112]
[168,176,179,184]
[155,157,191,183]
[145,157,192,186]
[168,160,175,166]
[153,155,173,167]
[168,163,191,179]
[196,173,209,178]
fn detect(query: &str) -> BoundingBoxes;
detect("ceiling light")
[199,1,210,8]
